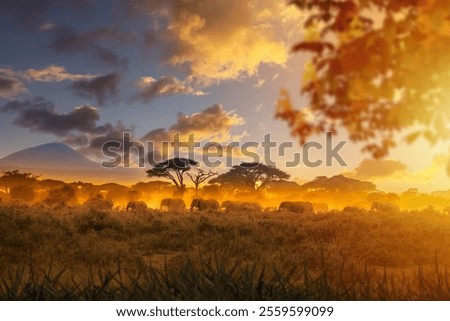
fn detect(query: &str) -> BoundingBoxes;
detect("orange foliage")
[278,0,450,158]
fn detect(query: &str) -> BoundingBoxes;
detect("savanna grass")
[0,204,450,300]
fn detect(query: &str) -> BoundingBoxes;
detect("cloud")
[48,26,129,68]
[172,105,244,137]
[139,104,245,163]
[131,0,305,83]
[0,76,27,99]
[70,73,120,105]
[254,79,266,89]
[22,65,96,82]
[86,122,130,150]
[142,104,244,144]
[64,133,89,146]
[0,65,96,98]
[1,97,105,136]
[1,96,134,159]
[74,122,135,159]
[418,153,449,181]
[0,65,96,82]
[136,76,207,101]
[347,158,408,180]
[40,22,55,31]
[0,0,90,28]
[0,67,117,105]
[347,154,450,192]
[2,99,244,164]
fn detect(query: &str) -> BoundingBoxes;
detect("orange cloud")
[136,76,207,101]
[135,0,305,83]
[347,158,408,180]
[142,104,244,143]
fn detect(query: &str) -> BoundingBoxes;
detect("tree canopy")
[0,170,40,194]
[146,158,198,192]
[301,175,376,193]
[210,162,290,191]
[277,0,450,158]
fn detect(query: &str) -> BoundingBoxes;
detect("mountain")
[0,143,146,184]
[0,143,98,170]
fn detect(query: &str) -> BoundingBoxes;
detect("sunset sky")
[0,0,448,192]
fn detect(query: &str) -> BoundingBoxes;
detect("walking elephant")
[126,201,148,213]
[221,200,262,212]
[190,198,220,211]
[221,200,242,212]
[279,201,314,214]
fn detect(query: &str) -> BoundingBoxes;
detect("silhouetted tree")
[39,179,66,189]
[277,1,450,158]
[44,184,76,207]
[300,175,376,193]
[187,169,218,193]
[210,162,290,191]
[98,183,131,203]
[0,170,39,194]
[146,158,198,194]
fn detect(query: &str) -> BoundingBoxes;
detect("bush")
[10,185,35,203]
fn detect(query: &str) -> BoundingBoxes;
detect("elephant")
[371,202,399,213]
[190,198,220,211]
[241,201,262,212]
[221,200,262,212]
[279,201,314,214]
[263,207,278,213]
[221,200,243,212]
[160,198,186,213]
[126,201,148,213]
[343,206,367,215]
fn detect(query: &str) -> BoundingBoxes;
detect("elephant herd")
[125,198,318,214]
[113,199,399,215]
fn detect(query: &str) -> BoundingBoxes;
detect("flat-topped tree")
[210,162,290,192]
[146,158,198,194]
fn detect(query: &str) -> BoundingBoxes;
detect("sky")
[0,0,448,192]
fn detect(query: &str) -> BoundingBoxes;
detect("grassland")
[1,203,450,300]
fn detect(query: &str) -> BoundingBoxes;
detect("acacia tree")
[187,168,218,193]
[146,158,198,194]
[277,0,450,159]
[210,162,290,192]
[0,170,39,194]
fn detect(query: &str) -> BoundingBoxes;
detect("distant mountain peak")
[0,143,146,184]
[0,142,97,170]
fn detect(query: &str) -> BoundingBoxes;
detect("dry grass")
[0,204,450,300]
